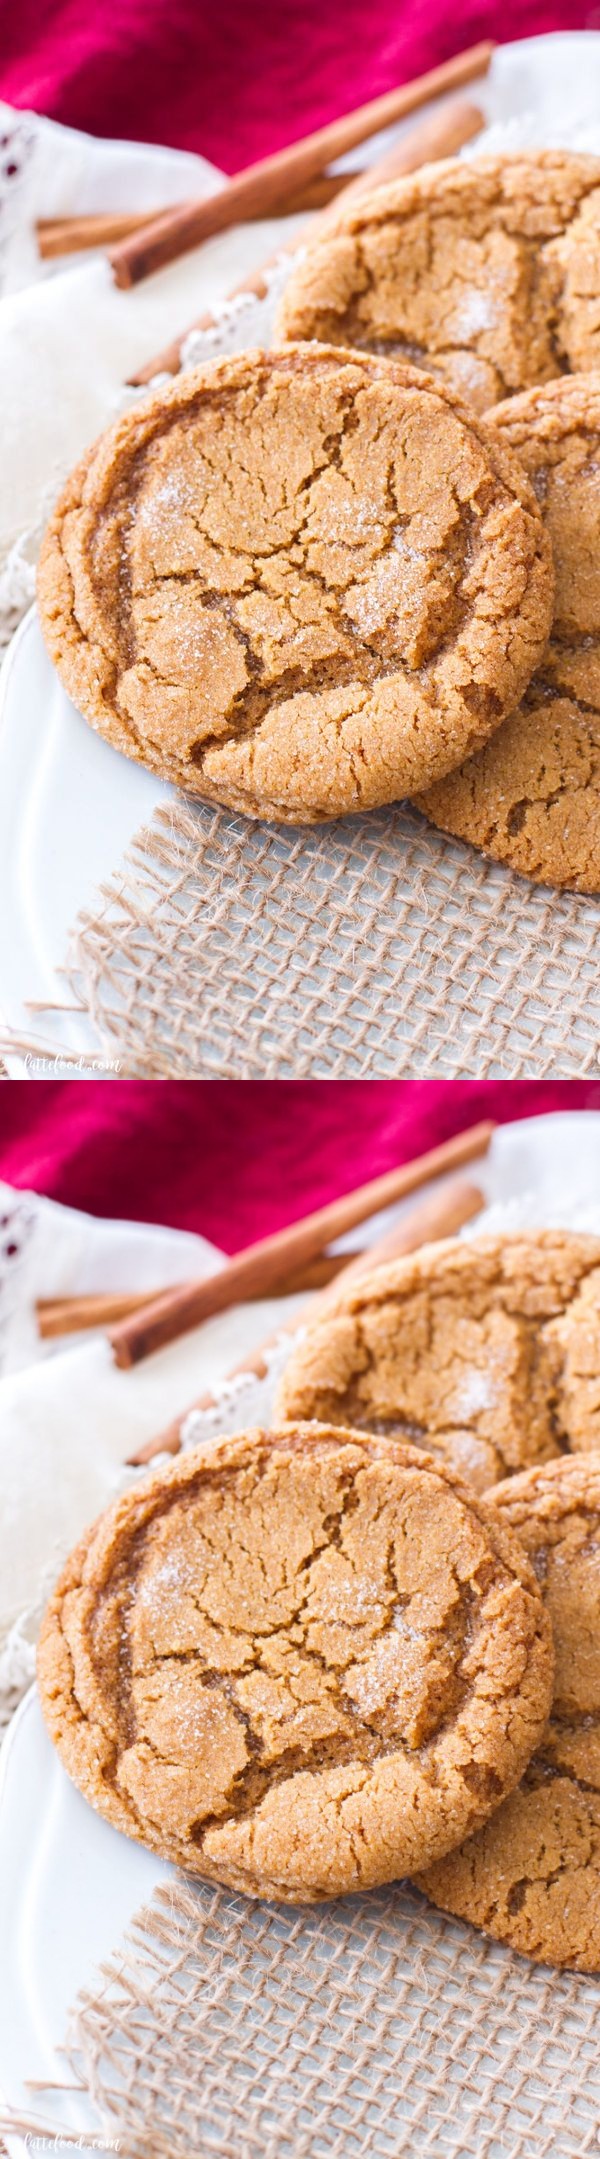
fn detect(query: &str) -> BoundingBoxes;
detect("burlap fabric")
[14,1872,600,2157]
[39,798,600,1077]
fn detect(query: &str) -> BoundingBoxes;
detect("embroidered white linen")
[0,100,308,646]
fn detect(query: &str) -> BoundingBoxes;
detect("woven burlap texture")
[45,797,600,1077]
[26,1873,600,2159]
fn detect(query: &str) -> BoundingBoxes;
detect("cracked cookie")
[36,343,552,824]
[276,152,600,415]
[36,1423,552,1904]
[417,372,600,892]
[276,1232,600,1495]
[417,1454,600,1970]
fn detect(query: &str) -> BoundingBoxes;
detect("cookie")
[417,372,600,891]
[276,1232,600,1494]
[37,344,552,824]
[277,152,600,415]
[418,1453,600,1971]
[37,1423,552,1904]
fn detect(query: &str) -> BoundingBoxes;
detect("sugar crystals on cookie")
[37,1423,552,1903]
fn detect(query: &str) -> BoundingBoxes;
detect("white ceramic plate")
[3,32,600,1069]
[0,609,169,1063]
[0,1688,170,2155]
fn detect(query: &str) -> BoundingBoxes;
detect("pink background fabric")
[0,3,595,172]
[0,1083,599,1251]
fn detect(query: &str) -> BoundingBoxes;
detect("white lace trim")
[0,1610,37,1695]
[0,112,43,647]
[0,463,82,651]
[178,250,299,374]
[0,108,36,287]
[0,1459,134,1736]
[0,1188,41,1732]
[0,1188,38,1370]
[179,1325,302,1453]
[0,1614,37,1735]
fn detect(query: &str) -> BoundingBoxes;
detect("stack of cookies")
[277,148,600,893]
[37,151,600,892]
[37,1229,600,1974]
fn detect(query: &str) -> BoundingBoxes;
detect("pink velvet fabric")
[0,4,593,172]
[0,1083,599,1251]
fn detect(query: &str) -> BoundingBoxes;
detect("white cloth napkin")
[0,99,310,644]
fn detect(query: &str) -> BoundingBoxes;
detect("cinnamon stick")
[36,1250,356,1338]
[110,1121,494,1370]
[110,41,493,288]
[129,93,483,386]
[129,1172,484,1464]
[36,174,354,260]
[38,1288,173,1335]
[312,93,484,222]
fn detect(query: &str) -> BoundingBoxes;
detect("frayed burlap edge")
[5,1872,600,2159]
[5,795,600,1078]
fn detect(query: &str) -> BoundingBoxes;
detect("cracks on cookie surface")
[423,1743,600,1967]
[421,388,600,882]
[44,351,548,807]
[125,396,481,769]
[281,1243,600,1485]
[427,670,600,888]
[48,1435,543,1867]
[421,1474,600,1960]
[280,164,600,408]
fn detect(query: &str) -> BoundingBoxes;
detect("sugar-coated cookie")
[418,1454,600,1971]
[277,153,600,413]
[418,372,600,891]
[37,345,551,823]
[37,1424,552,1903]
[277,1233,600,1491]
